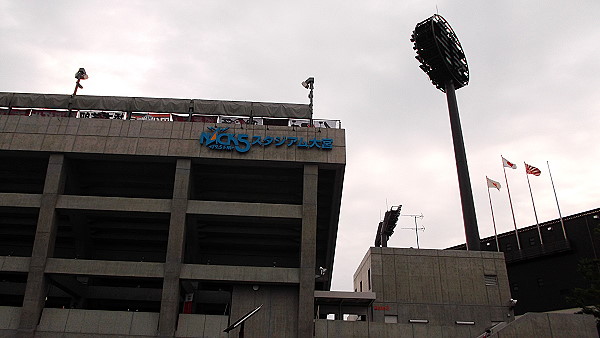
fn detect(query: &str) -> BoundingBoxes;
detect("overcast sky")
[1,1,599,291]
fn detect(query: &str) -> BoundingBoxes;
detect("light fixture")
[455,321,475,325]
[409,319,429,324]
[72,67,89,96]
[301,77,314,126]
[301,77,314,89]
[75,68,88,80]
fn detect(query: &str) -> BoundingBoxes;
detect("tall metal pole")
[444,80,480,251]
[547,161,567,241]
[302,77,314,127]
[379,221,387,247]
[72,78,82,96]
[502,161,521,250]
[524,164,543,245]
[70,68,88,117]
[308,84,314,127]
[486,177,500,252]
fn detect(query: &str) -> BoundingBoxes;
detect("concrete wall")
[353,249,371,292]
[0,115,345,164]
[228,284,299,338]
[316,314,598,338]
[36,308,159,336]
[176,314,229,337]
[354,247,513,334]
[314,319,475,338]
[0,306,21,334]
[6,308,234,337]
[493,312,597,338]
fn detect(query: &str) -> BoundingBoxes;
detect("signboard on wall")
[78,110,125,119]
[199,126,334,153]
[218,116,263,125]
[130,112,171,121]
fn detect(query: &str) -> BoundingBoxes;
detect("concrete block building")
[351,248,513,337]
[0,92,345,337]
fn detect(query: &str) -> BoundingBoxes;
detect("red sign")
[374,305,390,311]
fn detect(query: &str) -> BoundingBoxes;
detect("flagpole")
[486,176,500,252]
[502,155,521,250]
[547,161,567,241]
[525,162,543,246]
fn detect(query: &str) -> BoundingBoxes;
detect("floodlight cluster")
[375,206,402,247]
[411,14,469,92]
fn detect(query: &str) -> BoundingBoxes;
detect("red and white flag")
[525,163,541,176]
[487,177,501,190]
[502,156,517,169]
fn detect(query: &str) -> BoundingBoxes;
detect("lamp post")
[72,68,88,97]
[302,77,314,126]
[68,68,88,117]
[411,15,480,250]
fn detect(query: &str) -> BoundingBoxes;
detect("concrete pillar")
[18,154,66,337]
[298,164,318,337]
[158,159,191,337]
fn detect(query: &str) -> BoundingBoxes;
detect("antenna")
[401,213,425,249]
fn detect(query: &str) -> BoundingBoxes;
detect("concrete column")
[18,154,66,337]
[298,164,318,337]
[158,159,191,337]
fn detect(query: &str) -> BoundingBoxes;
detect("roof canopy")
[0,92,311,119]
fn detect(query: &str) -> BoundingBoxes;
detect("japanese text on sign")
[199,127,334,153]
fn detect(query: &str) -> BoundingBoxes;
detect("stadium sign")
[199,127,333,153]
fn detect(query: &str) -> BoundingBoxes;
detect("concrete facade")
[338,247,597,337]
[0,112,345,337]
[490,312,597,338]
[353,247,514,335]
[0,115,345,163]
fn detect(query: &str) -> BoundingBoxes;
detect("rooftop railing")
[0,92,342,128]
[0,107,342,129]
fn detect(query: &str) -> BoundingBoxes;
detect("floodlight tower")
[411,14,480,250]
[375,205,402,247]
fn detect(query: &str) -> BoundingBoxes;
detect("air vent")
[484,275,498,286]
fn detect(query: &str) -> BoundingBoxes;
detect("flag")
[487,177,501,190]
[525,163,541,176]
[502,156,517,169]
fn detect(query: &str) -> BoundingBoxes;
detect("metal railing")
[0,107,343,129]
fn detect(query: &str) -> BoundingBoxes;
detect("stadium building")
[0,92,596,337]
[0,92,344,337]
